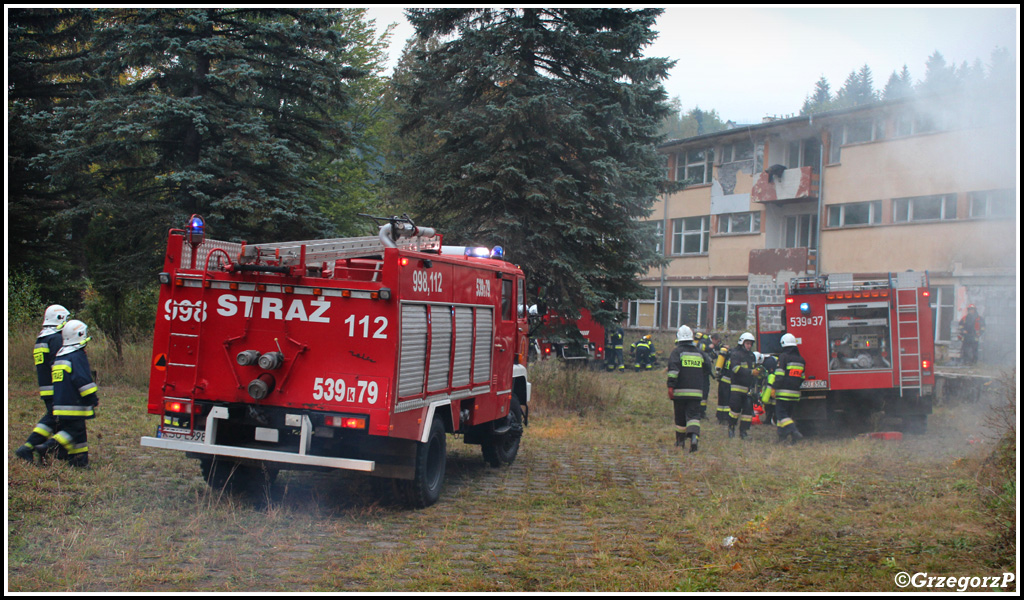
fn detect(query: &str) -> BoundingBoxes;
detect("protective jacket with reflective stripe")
[35,330,63,399]
[51,348,98,420]
[729,345,758,393]
[667,342,711,400]
[772,347,805,401]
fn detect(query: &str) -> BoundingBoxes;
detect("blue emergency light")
[800,302,811,315]
[187,214,205,246]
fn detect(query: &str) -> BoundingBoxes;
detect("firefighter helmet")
[739,332,756,345]
[675,325,693,342]
[61,320,91,349]
[43,305,70,329]
[781,333,799,347]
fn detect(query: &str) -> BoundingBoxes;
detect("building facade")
[633,94,1016,365]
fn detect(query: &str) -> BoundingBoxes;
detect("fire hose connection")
[237,350,261,366]
[248,373,276,400]
[258,351,285,370]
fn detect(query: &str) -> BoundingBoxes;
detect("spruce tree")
[389,8,675,319]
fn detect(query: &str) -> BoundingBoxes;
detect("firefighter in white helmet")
[666,326,712,452]
[727,332,760,439]
[15,305,71,463]
[769,333,806,443]
[49,320,99,467]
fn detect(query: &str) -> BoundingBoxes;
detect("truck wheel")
[200,458,277,494]
[903,414,928,435]
[482,394,523,467]
[398,417,446,508]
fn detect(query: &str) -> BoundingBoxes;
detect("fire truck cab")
[759,271,935,433]
[141,215,531,507]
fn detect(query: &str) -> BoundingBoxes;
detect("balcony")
[749,247,817,276]
[751,165,819,203]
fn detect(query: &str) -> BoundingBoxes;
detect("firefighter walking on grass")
[15,305,71,463]
[667,326,712,453]
[728,332,761,439]
[49,320,99,467]
[769,333,806,443]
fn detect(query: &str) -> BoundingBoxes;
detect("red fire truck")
[141,215,531,507]
[531,308,606,367]
[757,271,935,433]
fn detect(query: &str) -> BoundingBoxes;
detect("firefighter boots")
[728,424,736,438]
[14,444,35,463]
[790,430,804,444]
[689,435,699,453]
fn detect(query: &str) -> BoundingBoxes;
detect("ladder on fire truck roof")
[892,271,928,396]
[237,232,442,269]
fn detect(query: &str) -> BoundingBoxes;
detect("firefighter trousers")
[24,398,59,448]
[53,419,90,467]
[775,399,801,440]
[728,390,754,433]
[672,398,702,446]
[716,380,732,424]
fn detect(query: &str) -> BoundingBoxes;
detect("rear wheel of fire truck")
[200,457,277,495]
[902,414,928,435]
[397,417,447,508]
[481,394,524,467]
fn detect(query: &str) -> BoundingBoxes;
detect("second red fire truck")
[757,271,936,433]
[141,215,531,507]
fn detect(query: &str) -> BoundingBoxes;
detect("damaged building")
[632,94,1016,366]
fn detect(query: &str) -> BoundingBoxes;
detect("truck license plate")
[801,379,828,389]
[159,427,205,442]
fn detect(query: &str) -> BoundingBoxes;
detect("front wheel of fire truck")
[397,416,447,508]
[481,394,524,467]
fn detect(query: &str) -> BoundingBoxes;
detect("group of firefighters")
[664,327,806,453]
[604,327,659,372]
[15,305,99,468]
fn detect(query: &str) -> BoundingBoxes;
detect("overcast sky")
[364,6,1019,125]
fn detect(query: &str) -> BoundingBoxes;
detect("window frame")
[628,287,662,329]
[826,200,882,228]
[893,194,957,223]
[829,119,885,163]
[667,286,706,330]
[969,189,1014,219]
[715,211,762,235]
[784,213,818,249]
[714,287,748,331]
[671,216,710,255]
[675,147,714,184]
